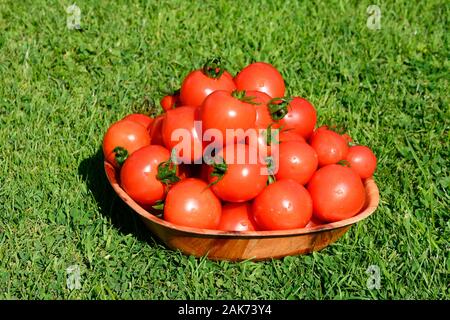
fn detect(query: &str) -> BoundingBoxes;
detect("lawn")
[0,0,448,299]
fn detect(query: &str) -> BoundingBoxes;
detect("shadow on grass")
[78,148,162,246]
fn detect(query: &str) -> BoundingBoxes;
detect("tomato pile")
[102,59,377,232]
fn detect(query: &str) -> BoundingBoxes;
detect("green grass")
[0,0,449,299]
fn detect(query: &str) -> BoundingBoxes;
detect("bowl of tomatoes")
[102,59,380,261]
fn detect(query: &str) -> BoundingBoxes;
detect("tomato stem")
[202,57,225,79]
[265,156,277,185]
[113,146,128,166]
[206,157,227,187]
[264,123,280,146]
[231,90,261,105]
[268,97,292,121]
[156,158,180,186]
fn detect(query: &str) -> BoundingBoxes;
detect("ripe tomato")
[180,58,236,107]
[218,202,257,232]
[245,90,274,129]
[160,94,180,111]
[122,113,153,129]
[345,146,377,179]
[103,120,151,168]
[252,179,312,230]
[149,115,165,146]
[201,90,256,145]
[307,164,366,222]
[278,130,305,143]
[274,141,318,185]
[162,106,203,163]
[309,127,349,166]
[234,62,285,98]
[120,145,171,206]
[273,97,317,139]
[164,178,221,229]
[207,144,267,202]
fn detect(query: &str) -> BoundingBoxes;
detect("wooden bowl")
[104,162,379,261]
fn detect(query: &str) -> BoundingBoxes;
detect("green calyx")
[268,97,292,121]
[156,159,180,186]
[202,57,225,79]
[231,90,261,105]
[206,157,228,187]
[113,146,128,166]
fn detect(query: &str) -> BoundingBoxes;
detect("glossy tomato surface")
[164,178,221,229]
[307,164,366,222]
[207,144,268,202]
[309,128,349,167]
[345,145,377,179]
[234,62,285,98]
[162,106,203,163]
[218,202,257,232]
[274,141,318,185]
[120,145,170,206]
[278,97,317,139]
[122,114,153,129]
[201,90,256,145]
[180,70,236,107]
[252,179,313,230]
[103,120,151,168]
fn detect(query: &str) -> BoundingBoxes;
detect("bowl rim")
[104,161,380,238]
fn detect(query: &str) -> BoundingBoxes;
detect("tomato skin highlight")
[162,106,203,163]
[120,145,171,206]
[218,202,257,232]
[103,120,151,169]
[307,164,366,222]
[252,179,313,230]
[200,90,256,146]
[180,70,236,107]
[309,128,349,167]
[208,144,268,203]
[234,62,285,99]
[274,141,318,185]
[345,145,377,179]
[278,97,317,139]
[122,114,154,129]
[164,178,222,230]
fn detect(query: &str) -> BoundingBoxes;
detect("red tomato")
[345,146,377,179]
[164,178,221,229]
[162,106,203,163]
[234,62,285,98]
[120,145,171,206]
[278,130,305,143]
[207,144,268,202]
[274,141,318,185]
[122,113,153,129]
[103,120,151,168]
[160,95,178,111]
[252,179,312,230]
[276,97,317,139]
[180,59,236,107]
[218,202,257,232]
[309,128,349,166]
[245,90,274,129]
[149,115,165,146]
[201,90,256,145]
[307,164,366,222]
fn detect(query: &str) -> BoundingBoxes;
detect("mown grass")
[0,0,448,299]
